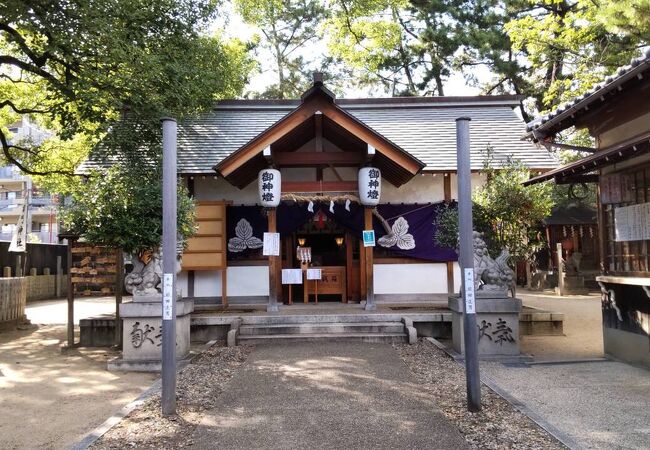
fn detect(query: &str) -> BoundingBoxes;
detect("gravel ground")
[91,343,251,449]
[396,340,565,450]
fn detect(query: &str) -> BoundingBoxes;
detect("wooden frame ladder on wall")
[181,201,229,308]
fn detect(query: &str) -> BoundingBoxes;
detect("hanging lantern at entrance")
[258,168,281,207]
[358,167,381,206]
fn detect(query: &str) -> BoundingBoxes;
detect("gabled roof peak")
[300,72,336,103]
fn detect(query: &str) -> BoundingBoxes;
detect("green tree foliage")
[59,164,196,254]
[1,0,252,175]
[235,0,328,98]
[503,0,640,112]
[435,150,554,265]
[597,0,650,41]
[325,0,467,95]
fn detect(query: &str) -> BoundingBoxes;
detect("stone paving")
[190,342,469,449]
[483,290,650,449]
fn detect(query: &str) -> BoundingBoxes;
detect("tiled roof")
[79,96,558,174]
[526,48,650,135]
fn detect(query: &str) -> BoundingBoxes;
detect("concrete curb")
[69,340,219,450]
[424,338,581,450]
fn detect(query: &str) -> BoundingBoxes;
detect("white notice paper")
[162,273,173,320]
[263,232,280,256]
[463,268,476,314]
[282,269,303,284]
[306,268,322,280]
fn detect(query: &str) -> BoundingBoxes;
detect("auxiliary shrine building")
[91,77,558,310]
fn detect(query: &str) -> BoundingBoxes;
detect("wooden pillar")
[267,209,280,312]
[556,242,565,296]
[66,238,75,347]
[364,207,375,310]
[115,247,123,347]
[444,173,455,293]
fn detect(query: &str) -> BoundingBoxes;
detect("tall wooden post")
[444,172,455,293]
[364,207,375,310]
[115,247,123,347]
[556,242,565,296]
[66,238,75,347]
[267,209,280,312]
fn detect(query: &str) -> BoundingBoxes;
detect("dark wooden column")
[444,173,455,293]
[115,247,123,347]
[364,207,375,310]
[267,209,280,312]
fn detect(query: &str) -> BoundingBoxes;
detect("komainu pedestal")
[108,293,194,372]
[449,294,522,357]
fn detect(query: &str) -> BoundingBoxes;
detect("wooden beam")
[364,207,375,307]
[282,181,357,193]
[274,152,364,166]
[321,102,423,175]
[217,98,327,177]
[268,209,281,309]
[444,173,455,294]
[315,111,323,152]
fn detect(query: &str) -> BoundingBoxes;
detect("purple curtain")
[226,206,267,258]
[277,202,315,236]
[226,202,457,262]
[373,202,457,262]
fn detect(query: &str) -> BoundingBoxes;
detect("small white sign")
[263,232,280,256]
[306,268,322,280]
[463,268,476,314]
[162,273,174,320]
[282,268,303,284]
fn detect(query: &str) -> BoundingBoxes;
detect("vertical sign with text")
[162,273,173,320]
[463,268,476,314]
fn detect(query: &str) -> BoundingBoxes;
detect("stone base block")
[118,297,194,368]
[556,276,589,295]
[449,295,522,357]
[108,355,192,372]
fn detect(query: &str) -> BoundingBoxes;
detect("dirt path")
[519,289,604,360]
[0,298,156,450]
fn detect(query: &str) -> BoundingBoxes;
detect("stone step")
[239,322,405,336]
[238,332,408,345]
[237,313,450,326]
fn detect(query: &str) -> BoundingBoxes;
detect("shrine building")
[85,75,557,311]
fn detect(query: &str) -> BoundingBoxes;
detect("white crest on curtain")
[228,219,263,252]
[377,216,416,250]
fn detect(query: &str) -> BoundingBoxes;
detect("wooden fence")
[0,278,26,328]
[0,241,68,276]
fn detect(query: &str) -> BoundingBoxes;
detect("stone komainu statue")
[472,231,516,298]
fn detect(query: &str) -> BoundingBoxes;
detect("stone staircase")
[233,315,412,345]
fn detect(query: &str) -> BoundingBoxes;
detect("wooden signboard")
[182,201,227,270]
[181,200,229,306]
[70,243,117,296]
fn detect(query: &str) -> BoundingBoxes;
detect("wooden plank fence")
[0,278,26,326]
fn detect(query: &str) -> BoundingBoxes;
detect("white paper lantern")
[358,167,381,206]
[258,168,281,207]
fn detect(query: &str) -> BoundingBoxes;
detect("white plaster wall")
[382,174,446,203]
[453,262,461,293]
[194,177,258,204]
[450,173,487,199]
[185,266,269,298]
[374,263,449,294]
[227,266,269,296]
